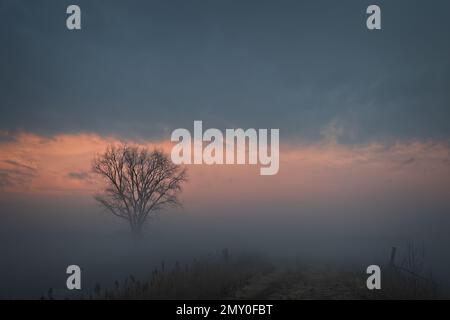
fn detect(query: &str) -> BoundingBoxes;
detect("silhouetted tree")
[92,145,187,237]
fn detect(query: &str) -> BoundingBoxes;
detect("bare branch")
[92,144,187,236]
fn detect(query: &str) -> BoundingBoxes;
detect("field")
[68,250,439,300]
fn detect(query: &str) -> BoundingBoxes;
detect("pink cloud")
[0,132,449,210]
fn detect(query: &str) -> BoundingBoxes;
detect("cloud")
[0,132,449,208]
[67,171,91,181]
[0,131,17,143]
[0,167,36,190]
[0,132,171,194]
[402,157,416,165]
[0,171,13,188]
[3,159,36,171]
[0,1,449,144]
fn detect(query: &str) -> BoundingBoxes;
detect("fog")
[1,0,449,300]
[1,188,450,299]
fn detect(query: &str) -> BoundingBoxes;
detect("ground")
[231,266,368,300]
[74,254,438,300]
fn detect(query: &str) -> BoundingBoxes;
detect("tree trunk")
[130,222,143,242]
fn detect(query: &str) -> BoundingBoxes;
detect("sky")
[1,0,450,142]
[0,0,450,298]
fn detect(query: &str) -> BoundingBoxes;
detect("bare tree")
[92,144,187,237]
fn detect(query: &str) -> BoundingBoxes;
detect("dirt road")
[232,266,369,300]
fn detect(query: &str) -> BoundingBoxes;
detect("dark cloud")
[0,0,449,143]
[0,171,14,188]
[0,157,37,190]
[3,159,36,171]
[0,131,17,143]
[0,167,35,179]
[0,168,35,189]
[402,158,416,166]
[67,171,91,180]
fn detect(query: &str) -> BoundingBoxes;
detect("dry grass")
[366,243,439,300]
[40,244,442,300]
[365,268,438,300]
[91,251,273,300]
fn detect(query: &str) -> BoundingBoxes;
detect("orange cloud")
[0,132,170,194]
[0,131,449,210]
